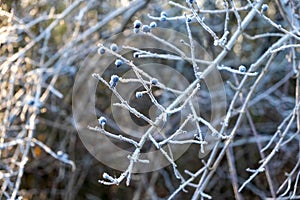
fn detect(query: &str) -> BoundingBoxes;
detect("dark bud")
[115,59,123,67]
[98,47,105,55]
[239,65,246,73]
[150,21,157,28]
[151,78,158,85]
[142,25,151,33]
[135,92,143,98]
[98,116,107,127]
[161,11,168,17]
[261,4,269,12]
[110,43,118,52]
[133,20,142,29]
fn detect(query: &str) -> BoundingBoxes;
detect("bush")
[1,0,299,199]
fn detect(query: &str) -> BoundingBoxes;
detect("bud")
[110,43,118,52]
[115,59,123,67]
[133,20,142,29]
[136,91,143,98]
[150,21,157,28]
[161,11,167,17]
[261,4,268,12]
[151,78,158,85]
[98,47,105,55]
[98,116,107,127]
[142,25,151,33]
[109,75,119,88]
[239,65,246,73]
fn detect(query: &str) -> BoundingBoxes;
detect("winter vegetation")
[0,0,300,199]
